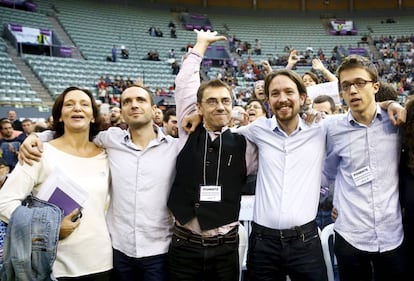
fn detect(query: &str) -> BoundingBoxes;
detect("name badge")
[351,166,374,186]
[200,185,222,202]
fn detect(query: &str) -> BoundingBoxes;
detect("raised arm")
[175,30,226,145]
[312,58,338,82]
[286,49,299,70]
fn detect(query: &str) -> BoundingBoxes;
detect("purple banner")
[10,24,22,32]
[60,47,72,57]
[40,28,51,36]
[25,1,36,11]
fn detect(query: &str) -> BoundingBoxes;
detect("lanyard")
[203,130,222,186]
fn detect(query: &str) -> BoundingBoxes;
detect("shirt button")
[195,203,200,208]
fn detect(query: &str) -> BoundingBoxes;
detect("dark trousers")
[246,221,327,281]
[57,270,112,281]
[112,249,168,281]
[334,232,406,281]
[168,228,239,281]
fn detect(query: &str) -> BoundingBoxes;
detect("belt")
[173,225,238,247]
[252,220,318,241]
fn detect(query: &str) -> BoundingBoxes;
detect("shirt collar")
[123,125,170,143]
[271,115,303,136]
[347,104,383,126]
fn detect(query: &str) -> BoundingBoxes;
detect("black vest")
[168,125,247,230]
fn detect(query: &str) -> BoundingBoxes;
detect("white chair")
[239,195,254,280]
[238,223,248,281]
[320,223,336,281]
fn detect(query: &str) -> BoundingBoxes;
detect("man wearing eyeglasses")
[322,55,406,280]
[167,30,257,281]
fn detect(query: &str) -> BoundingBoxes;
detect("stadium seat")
[320,223,337,281]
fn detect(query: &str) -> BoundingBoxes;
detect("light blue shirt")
[237,116,326,229]
[323,105,403,252]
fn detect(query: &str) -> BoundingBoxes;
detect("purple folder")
[48,187,81,216]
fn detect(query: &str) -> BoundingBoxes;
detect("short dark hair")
[0,118,12,129]
[313,95,336,114]
[52,86,102,141]
[21,118,33,124]
[121,84,155,107]
[246,98,266,114]
[303,71,320,84]
[336,55,378,82]
[375,81,398,102]
[264,69,307,99]
[163,108,176,123]
[196,79,232,104]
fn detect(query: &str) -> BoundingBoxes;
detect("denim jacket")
[0,196,62,281]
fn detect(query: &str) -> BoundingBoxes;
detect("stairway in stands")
[48,15,83,60]
[6,41,54,107]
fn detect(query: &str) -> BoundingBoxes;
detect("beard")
[272,101,298,121]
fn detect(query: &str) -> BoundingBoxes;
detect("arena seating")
[0,0,413,107]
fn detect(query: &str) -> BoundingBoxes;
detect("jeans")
[168,233,239,281]
[112,249,167,281]
[247,221,327,281]
[316,209,333,230]
[57,270,112,281]
[334,232,406,281]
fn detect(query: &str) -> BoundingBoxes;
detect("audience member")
[155,28,163,37]
[121,46,129,59]
[0,158,9,269]
[7,111,22,131]
[153,108,164,127]
[109,106,127,129]
[245,98,267,124]
[375,80,399,102]
[254,39,262,55]
[148,25,156,37]
[145,50,160,61]
[20,118,34,138]
[170,26,177,38]
[112,45,117,62]
[162,108,178,138]
[250,80,272,117]
[171,61,180,75]
[0,119,25,171]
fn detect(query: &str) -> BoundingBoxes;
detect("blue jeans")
[334,232,406,281]
[168,233,239,281]
[112,249,167,281]
[247,221,327,281]
[316,210,333,230]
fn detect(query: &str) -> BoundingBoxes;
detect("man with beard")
[110,106,127,129]
[237,70,329,281]
[234,67,405,280]
[0,119,25,171]
[162,108,178,138]
[153,108,164,127]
